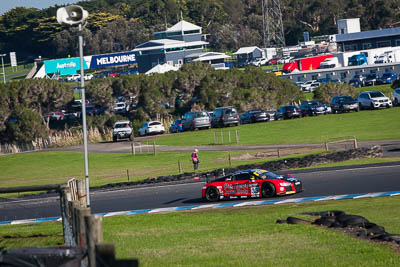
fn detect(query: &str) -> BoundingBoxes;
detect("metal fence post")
[214,132,217,144]
[235,130,239,144]
[178,160,182,173]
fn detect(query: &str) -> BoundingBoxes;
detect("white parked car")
[66,74,81,82]
[84,74,94,81]
[301,80,320,92]
[113,102,127,114]
[250,58,269,67]
[393,88,400,106]
[357,91,392,110]
[138,121,165,136]
[277,56,294,64]
[112,120,133,142]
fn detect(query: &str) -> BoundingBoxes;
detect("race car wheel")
[261,182,275,198]
[205,187,220,202]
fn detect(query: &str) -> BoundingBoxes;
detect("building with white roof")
[233,46,263,67]
[133,20,210,73]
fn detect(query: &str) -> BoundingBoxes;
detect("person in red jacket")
[192,149,199,171]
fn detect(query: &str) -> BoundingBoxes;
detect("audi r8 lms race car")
[202,169,303,202]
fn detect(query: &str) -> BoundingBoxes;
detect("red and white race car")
[202,169,303,202]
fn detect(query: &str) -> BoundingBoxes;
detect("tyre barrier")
[276,210,400,246]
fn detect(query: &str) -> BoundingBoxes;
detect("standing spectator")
[192,149,199,171]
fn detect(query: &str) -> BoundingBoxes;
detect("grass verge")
[1,196,399,265]
[1,149,399,190]
[153,107,400,146]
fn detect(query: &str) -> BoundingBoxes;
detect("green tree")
[313,83,358,104]
[5,106,47,143]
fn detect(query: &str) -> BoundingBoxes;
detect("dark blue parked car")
[169,119,183,133]
[377,72,398,84]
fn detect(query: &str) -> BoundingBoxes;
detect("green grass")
[154,107,400,146]
[2,150,321,188]
[1,196,399,265]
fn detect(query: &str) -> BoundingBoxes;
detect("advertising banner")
[44,57,89,75]
[89,51,136,69]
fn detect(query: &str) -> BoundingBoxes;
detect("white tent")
[145,63,179,75]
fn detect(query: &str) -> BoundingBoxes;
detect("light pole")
[0,54,6,84]
[57,5,91,207]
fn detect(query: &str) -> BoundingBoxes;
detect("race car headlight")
[279,182,291,187]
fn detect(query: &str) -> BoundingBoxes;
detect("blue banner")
[90,51,137,69]
[44,57,88,75]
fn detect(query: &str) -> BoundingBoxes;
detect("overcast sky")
[0,0,81,15]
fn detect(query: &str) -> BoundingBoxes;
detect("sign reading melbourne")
[90,52,136,69]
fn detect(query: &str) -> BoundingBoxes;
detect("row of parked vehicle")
[296,72,398,93]
[348,72,398,87]
[112,88,399,141]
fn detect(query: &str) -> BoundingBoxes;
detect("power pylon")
[262,0,285,48]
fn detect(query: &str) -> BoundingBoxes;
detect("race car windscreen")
[259,172,281,179]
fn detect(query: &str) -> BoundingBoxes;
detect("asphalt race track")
[1,162,399,222]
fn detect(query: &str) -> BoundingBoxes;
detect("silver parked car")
[182,111,211,131]
[357,91,392,110]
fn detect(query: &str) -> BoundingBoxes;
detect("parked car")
[169,119,183,133]
[48,111,64,120]
[211,106,240,128]
[364,73,379,86]
[300,100,328,116]
[202,169,303,202]
[66,74,80,82]
[301,80,320,92]
[138,121,166,136]
[267,58,278,65]
[277,56,294,64]
[240,109,269,124]
[113,102,127,114]
[393,88,400,106]
[112,120,133,142]
[357,91,392,110]
[348,74,366,87]
[250,58,268,67]
[377,72,398,84]
[274,105,301,120]
[83,74,94,81]
[330,95,359,113]
[181,111,211,131]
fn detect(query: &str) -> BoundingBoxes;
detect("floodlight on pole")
[57,5,91,208]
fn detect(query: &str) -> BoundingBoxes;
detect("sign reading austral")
[44,57,88,75]
[90,51,137,69]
